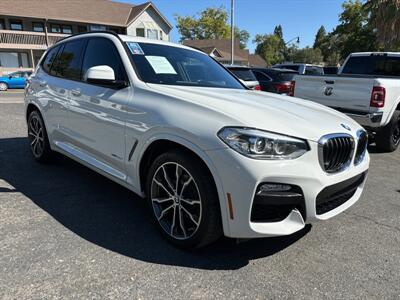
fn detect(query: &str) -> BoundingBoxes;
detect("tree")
[175,6,249,48]
[254,34,284,66]
[234,27,250,49]
[364,0,400,50]
[313,26,326,49]
[287,47,324,64]
[334,0,378,59]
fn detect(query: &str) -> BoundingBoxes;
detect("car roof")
[55,31,205,55]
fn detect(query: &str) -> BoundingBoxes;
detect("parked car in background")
[0,71,32,91]
[293,52,400,152]
[25,32,369,248]
[224,65,260,90]
[273,63,324,75]
[323,66,339,75]
[252,68,297,94]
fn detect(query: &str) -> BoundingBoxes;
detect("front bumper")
[206,140,370,238]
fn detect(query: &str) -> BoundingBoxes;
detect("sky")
[122,0,345,52]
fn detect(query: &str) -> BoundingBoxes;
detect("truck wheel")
[375,111,400,152]
[145,150,222,249]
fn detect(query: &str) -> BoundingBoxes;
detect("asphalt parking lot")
[0,91,399,299]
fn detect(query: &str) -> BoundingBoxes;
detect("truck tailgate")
[294,75,376,113]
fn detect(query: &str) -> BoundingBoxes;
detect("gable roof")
[0,0,172,29]
[183,39,266,66]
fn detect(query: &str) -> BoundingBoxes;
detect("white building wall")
[126,8,170,41]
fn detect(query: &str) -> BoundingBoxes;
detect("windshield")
[126,42,244,89]
[228,68,257,82]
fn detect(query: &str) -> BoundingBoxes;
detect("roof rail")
[56,30,121,44]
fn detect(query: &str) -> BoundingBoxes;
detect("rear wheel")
[375,111,400,152]
[146,150,222,249]
[27,110,53,163]
[0,82,8,91]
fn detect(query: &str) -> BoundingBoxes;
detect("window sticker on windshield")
[145,56,177,74]
[127,42,144,55]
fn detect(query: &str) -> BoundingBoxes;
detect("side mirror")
[84,65,127,88]
[9,75,12,79]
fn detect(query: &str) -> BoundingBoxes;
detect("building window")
[77,26,87,33]
[10,20,23,31]
[136,28,145,37]
[32,22,44,32]
[89,25,106,31]
[0,19,5,30]
[50,24,61,33]
[62,25,72,34]
[0,52,30,68]
[159,30,163,40]
[147,29,158,40]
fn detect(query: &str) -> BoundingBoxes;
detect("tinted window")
[126,42,243,89]
[342,55,400,76]
[51,39,85,80]
[253,71,272,82]
[305,66,324,75]
[278,72,296,81]
[82,38,126,82]
[279,65,300,72]
[42,45,61,74]
[228,68,257,82]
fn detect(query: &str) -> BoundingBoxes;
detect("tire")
[145,150,222,249]
[27,109,53,163]
[0,82,8,91]
[375,111,400,152]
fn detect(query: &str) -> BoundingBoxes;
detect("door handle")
[324,80,335,85]
[39,80,47,87]
[71,89,81,96]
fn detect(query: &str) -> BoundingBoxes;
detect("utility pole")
[230,0,234,65]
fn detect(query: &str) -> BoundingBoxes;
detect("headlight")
[218,127,309,160]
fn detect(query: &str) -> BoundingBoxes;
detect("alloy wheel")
[28,114,45,158]
[150,162,202,240]
[0,83,7,91]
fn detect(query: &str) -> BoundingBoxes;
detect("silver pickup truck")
[293,52,400,152]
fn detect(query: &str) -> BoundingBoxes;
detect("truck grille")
[318,134,354,173]
[354,130,368,165]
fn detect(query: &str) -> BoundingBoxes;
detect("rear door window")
[51,39,86,80]
[253,70,272,82]
[228,68,257,81]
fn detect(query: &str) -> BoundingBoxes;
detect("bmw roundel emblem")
[341,123,351,131]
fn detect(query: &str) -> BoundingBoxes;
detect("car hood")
[146,84,361,142]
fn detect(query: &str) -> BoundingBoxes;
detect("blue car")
[0,71,32,91]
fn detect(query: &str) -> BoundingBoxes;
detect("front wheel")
[0,82,8,91]
[146,150,222,249]
[375,111,400,152]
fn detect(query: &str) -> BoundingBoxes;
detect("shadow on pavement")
[0,137,310,270]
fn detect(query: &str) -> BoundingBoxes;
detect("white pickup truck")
[293,52,400,152]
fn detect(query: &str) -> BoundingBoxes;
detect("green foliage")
[254,34,284,66]
[333,0,378,59]
[175,6,249,48]
[313,26,326,49]
[364,0,400,50]
[287,47,324,64]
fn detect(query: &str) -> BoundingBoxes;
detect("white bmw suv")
[25,32,369,248]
